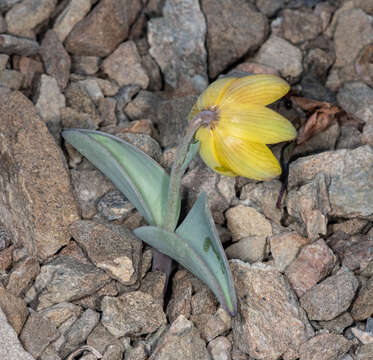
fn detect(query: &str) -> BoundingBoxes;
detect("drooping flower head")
[189,75,296,181]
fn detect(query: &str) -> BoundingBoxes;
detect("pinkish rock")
[270,232,310,272]
[65,0,142,56]
[285,239,336,297]
[102,41,149,88]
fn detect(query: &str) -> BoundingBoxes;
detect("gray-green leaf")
[62,129,179,227]
[134,192,237,316]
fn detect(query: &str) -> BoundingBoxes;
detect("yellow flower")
[189,75,296,181]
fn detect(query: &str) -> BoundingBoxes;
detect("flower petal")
[195,127,236,177]
[196,77,237,110]
[215,129,282,181]
[220,74,290,107]
[218,104,297,144]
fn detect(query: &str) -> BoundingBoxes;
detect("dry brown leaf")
[291,96,341,145]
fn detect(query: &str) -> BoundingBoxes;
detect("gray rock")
[199,308,232,343]
[0,92,79,259]
[35,256,110,310]
[231,260,314,360]
[40,30,71,90]
[357,343,373,359]
[226,205,272,241]
[125,343,147,360]
[20,312,59,358]
[201,0,268,78]
[60,107,97,130]
[102,344,124,360]
[287,173,331,241]
[38,302,83,328]
[256,0,284,17]
[254,35,303,81]
[5,0,57,38]
[64,81,101,126]
[124,90,161,121]
[7,257,40,296]
[59,309,100,358]
[334,8,373,68]
[155,94,196,147]
[141,54,162,91]
[148,0,208,93]
[70,168,115,219]
[149,315,210,360]
[225,236,267,263]
[96,190,134,222]
[183,165,236,224]
[0,0,22,11]
[101,291,167,337]
[0,34,39,56]
[318,312,354,334]
[0,307,36,360]
[299,334,351,360]
[0,70,23,91]
[337,125,363,150]
[139,271,167,306]
[102,41,149,89]
[0,287,28,334]
[351,277,373,321]
[65,0,142,56]
[328,233,373,272]
[77,79,104,105]
[53,0,92,42]
[285,239,336,297]
[95,78,120,97]
[117,132,162,163]
[300,268,359,321]
[70,220,142,285]
[71,56,100,76]
[0,54,9,70]
[288,146,373,220]
[167,270,193,323]
[270,231,310,272]
[303,48,335,82]
[282,8,322,44]
[207,336,231,360]
[87,323,123,355]
[240,180,283,224]
[34,74,66,140]
[337,82,373,124]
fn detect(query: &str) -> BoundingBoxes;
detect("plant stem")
[164,110,213,232]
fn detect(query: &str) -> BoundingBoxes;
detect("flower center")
[198,107,219,130]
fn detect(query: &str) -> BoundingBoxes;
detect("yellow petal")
[220,74,290,107]
[218,104,297,144]
[215,129,282,181]
[195,127,236,177]
[196,77,237,110]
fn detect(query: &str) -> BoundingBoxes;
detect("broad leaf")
[62,129,179,226]
[134,193,237,316]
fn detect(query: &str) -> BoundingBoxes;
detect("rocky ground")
[0,0,373,359]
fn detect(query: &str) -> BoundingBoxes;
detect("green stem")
[163,111,213,232]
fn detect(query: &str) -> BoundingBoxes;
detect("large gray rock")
[149,315,210,360]
[0,307,36,360]
[148,0,208,93]
[65,0,142,56]
[201,0,267,78]
[231,260,314,360]
[69,220,142,285]
[0,92,79,259]
[33,256,110,310]
[288,146,373,220]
